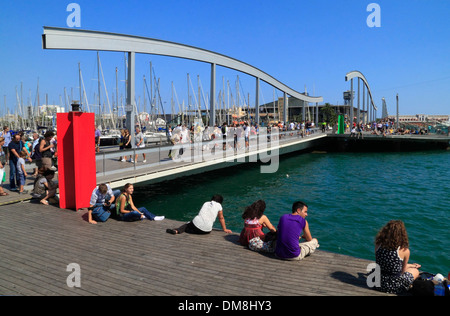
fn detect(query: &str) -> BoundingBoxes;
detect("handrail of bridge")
[95,128,322,180]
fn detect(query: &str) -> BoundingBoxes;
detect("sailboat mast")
[35,78,40,131]
[97,51,102,129]
[116,67,119,129]
[78,62,82,108]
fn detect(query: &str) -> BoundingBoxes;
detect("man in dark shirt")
[8,134,25,191]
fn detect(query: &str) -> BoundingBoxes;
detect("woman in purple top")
[275,201,319,260]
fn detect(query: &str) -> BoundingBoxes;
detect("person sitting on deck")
[166,194,232,235]
[374,220,421,294]
[115,183,165,222]
[239,200,276,247]
[87,183,120,224]
[274,201,319,261]
[0,137,9,196]
[32,168,58,205]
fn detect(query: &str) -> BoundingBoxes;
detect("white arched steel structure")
[42,27,323,126]
[345,70,378,124]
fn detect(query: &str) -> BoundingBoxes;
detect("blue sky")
[1,0,449,117]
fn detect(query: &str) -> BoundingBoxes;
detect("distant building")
[38,105,65,117]
[388,114,450,123]
[259,97,368,123]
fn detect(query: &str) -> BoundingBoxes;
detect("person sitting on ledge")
[275,201,319,261]
[166,194,232,235]
[88,183,120,224]
[239,199,276,247]
[32,168,58,205]
[116,183,164,222]
[374,220,421,294]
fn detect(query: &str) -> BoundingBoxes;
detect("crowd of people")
[0,126,58,198]
[164,120,321,159]
[345,119,437,137]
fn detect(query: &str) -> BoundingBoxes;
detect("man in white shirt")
[88,183,120,224]
[166,195,232,234]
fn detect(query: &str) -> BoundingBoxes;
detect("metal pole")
[210,63,216,127]
[396,93,399,130]
[315,102,319,127]
[362,83,365,125]
[126,51,136,148]
[357,78,360,126]
[350,79,354,128]
[284,92,288,123]
[255,77,260,125]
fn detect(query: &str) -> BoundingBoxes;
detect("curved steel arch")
[345,71,378,111]
[42,27,323,104]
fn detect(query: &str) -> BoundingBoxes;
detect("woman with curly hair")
[375,220,421,294]
[239,200,276,247]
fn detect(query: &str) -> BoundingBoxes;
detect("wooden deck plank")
[0,201,389,296]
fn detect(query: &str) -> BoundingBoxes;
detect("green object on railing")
[338,114,345,134]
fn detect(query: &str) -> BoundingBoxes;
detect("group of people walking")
[118,127,146,163]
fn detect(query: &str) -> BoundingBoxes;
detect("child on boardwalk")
[17,151,28,194]
[32,169,58,205]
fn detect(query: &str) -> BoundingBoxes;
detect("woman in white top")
[166,195,232,235]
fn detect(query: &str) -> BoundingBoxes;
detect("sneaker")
[154,216,165,221]
[166,228,178,234]
[129,159,134,163]
[121,159,126,162]
[142,160,146,163]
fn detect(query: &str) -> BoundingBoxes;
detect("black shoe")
[166,229,178,235]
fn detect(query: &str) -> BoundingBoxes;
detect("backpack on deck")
[91,204,111,222]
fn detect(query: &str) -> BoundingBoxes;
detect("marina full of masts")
[3,56,449,142]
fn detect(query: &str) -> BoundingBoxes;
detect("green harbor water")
[133,150,450,275]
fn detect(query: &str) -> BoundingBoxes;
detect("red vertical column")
[57,111,96,210]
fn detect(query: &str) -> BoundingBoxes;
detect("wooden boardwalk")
[0,201,390,296]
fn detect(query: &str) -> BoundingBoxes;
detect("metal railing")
[95,127,322,178]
